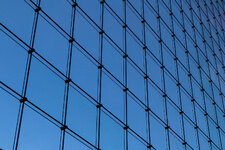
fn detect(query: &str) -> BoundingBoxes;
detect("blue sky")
[1,0,225,150]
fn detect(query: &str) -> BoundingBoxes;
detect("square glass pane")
[35,16,69,73]
[27,57,65,121]
[0,0,34,43]
[0,31,27,94]
[40,0,72,33]
[105,0,123,19]
[70,46,98,99]
[77,0,100,25]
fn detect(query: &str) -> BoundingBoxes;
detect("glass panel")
[104,9,123,49]
[167,101,183,137]
[77,0,100,25]
[100,111,124,150]
[147,54,162,88]
[27,57,65,121]
[199,132,211,150]
[181,89,194,121]
[35,16,69,73]
[221,132,225,150]
[101,72,124,121]
[64,133,92,150]
[0,0,34,43]
[163,46,176,77]
[67,85,97,145]
[105,0,123,19]
[205,95,216,122]
[184,117,198,149]
[102,38,123,82]
[0,31,27,94]
[127,62,145,103]
[70,46,98,99]
[150,114,167,150]
[178,65,191,95]
[149,82,165,121]
[40,0,72,33]
[127,32,144,71]
[128,94,147,139]
[128,132,147,150]
[165,72,179,106]
[209,119,220,148]
[126,6,142,40]
[128,0,142,14]
[0,89,19,150]
[18,105,60,150]
[169,132,184,150]
[74,11,99,60]
[196,105,208,135]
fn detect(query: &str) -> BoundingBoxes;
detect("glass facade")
[0,0,225,149]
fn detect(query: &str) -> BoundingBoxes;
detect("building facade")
[0,0,225,149]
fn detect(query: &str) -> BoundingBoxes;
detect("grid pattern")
[1,0,225,149]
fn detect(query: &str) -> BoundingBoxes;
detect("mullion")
[155,0,171,149]
[59,1,77,150]
[122,0,128,150]
[96,1,104,149]
[13,1,41,150]
[141,0,151,149]
[169,0,188,149]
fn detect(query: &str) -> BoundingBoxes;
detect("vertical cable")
[122,0,128,150]
[204,1,224,149]
[59,1,77,150]
[141,0,151,149]
[168,0,187,149]
[96,0,104,149]
[189,0,213,149]
[13,1,41,150]
[213,0,225,77]
[210,0,225,113]
[155,0,170,149]
[178,0,201,149]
